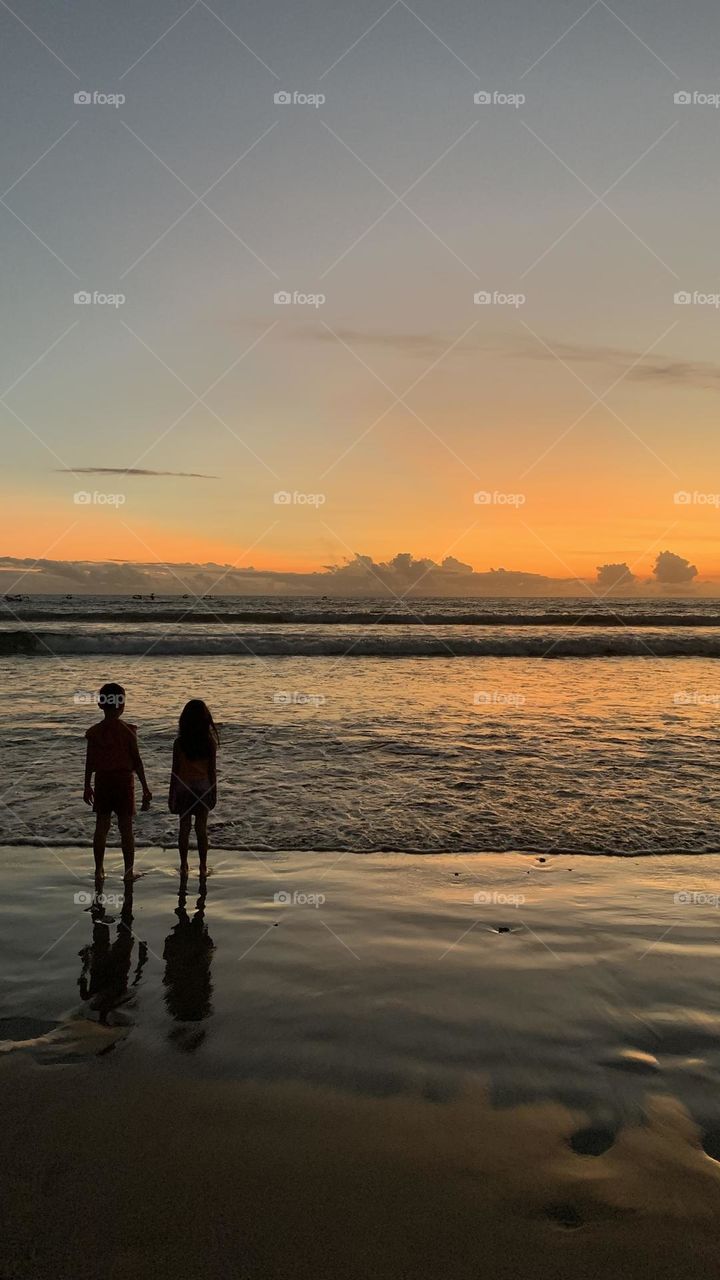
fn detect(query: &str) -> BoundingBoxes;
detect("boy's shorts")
[94,770,135,818]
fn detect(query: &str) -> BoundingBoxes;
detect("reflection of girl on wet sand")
[78,883,148,1026]
[162,880,215,1050]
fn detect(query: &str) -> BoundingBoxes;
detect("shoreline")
[5,841,720,857]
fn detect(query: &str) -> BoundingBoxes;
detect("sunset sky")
[2,0,719,588]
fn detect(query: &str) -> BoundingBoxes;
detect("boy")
[83,683,152,881]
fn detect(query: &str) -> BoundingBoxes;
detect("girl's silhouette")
[169,700,218,877]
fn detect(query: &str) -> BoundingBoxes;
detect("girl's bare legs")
[195,809,209,876]
[178,814,192,875]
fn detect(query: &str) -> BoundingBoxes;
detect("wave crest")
[3,628,720,658]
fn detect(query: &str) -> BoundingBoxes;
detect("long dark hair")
[178,700,218,761]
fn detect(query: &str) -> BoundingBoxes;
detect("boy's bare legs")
[93,814,111,883]
[178,814,192,876]
[195,810,209,876]
[118,815,136,879]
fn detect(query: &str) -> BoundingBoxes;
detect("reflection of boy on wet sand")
[78,884,147,1026]
[162,882,215,1047]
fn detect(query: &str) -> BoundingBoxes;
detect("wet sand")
[3,847,720,1277]
[4,1058,720,1280]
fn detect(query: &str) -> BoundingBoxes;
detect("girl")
[169,700,218,877]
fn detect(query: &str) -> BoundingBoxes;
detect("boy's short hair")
[98,682,126,711]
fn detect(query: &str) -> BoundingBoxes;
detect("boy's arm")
[83,741,94,805]
[130,732,152,800]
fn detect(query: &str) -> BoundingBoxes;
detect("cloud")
[653,550,698,584]
[515,337,720,392]
[325,552,481,591]
[0,553,578,598]
[0,550,710,598]
[299,326,473,360]
[54,468,219,479]
[596,562,636,588]
[290,323,720,393]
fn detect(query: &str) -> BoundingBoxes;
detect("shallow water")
[1,653,719,852]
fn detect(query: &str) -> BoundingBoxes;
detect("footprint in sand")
[569,1126,616,1157]
[545,1204,584,1230]
[701,1130,720,1162]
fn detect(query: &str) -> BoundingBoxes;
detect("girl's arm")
[168,741,180,812]
[83,742,94,805]
[209,742,217,809]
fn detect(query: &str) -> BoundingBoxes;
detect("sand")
[3,846,720,1278]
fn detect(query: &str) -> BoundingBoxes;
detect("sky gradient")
[2,0,719,589]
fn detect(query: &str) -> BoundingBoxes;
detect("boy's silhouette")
[83,683,152,881]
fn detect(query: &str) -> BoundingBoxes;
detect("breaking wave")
[2,628,720,658]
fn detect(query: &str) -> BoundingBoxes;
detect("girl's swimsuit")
[174,774,212,815]
[171,745,214,815]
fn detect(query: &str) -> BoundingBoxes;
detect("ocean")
[1,594,718,854]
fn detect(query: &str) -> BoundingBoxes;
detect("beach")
[3,596,720,1276]
[3,844,720,1277]
[4,0,718,1263]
